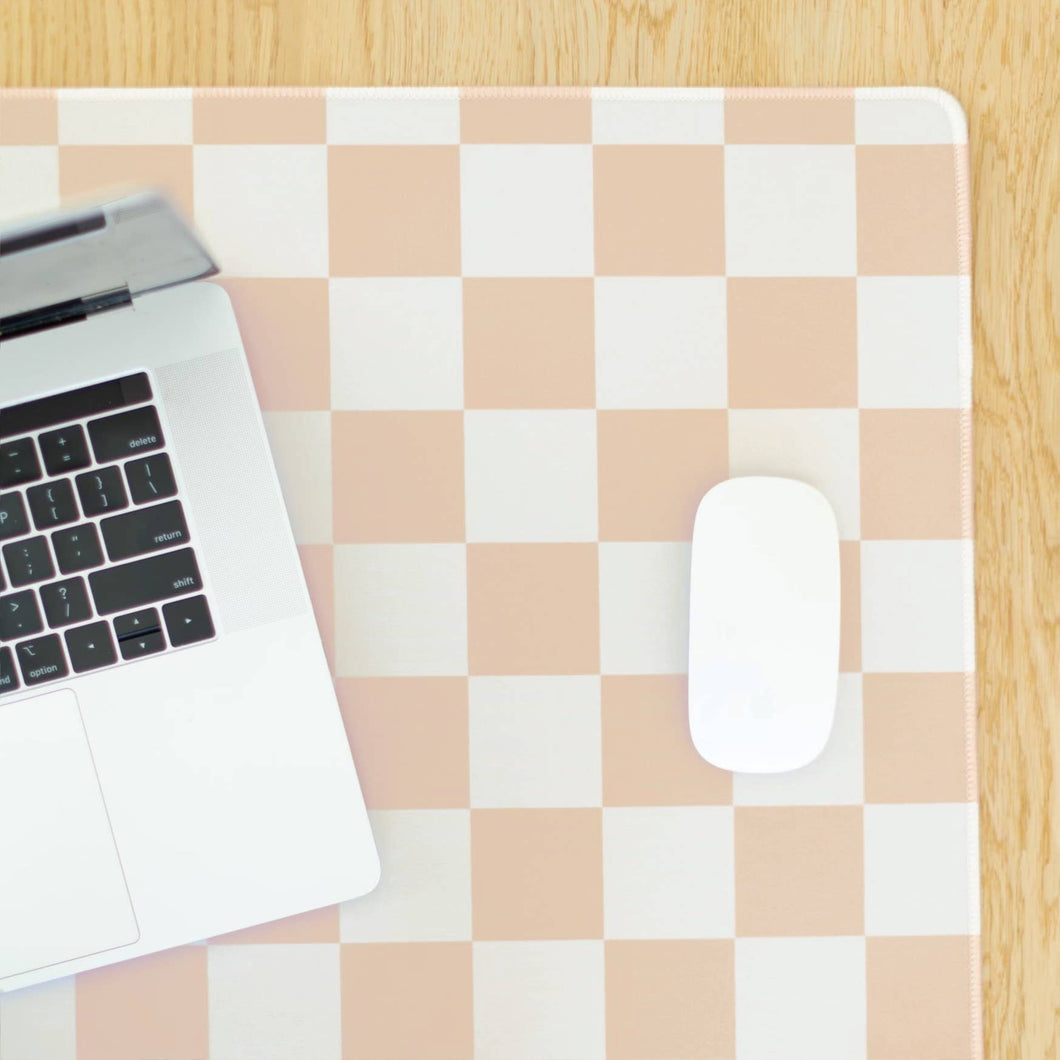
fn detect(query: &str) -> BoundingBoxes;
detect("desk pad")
[0,87,979,1060]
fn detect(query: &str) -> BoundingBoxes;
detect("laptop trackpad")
[0,690,139,981]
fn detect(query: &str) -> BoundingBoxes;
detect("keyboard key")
[0,590,44,641]
[65,621,117,673]
[0,646,18,693]
[2,536,55,587]
[0,492,29,541]
[126,452,177,505]
[16,634,68,686]
[113,607,160,639]
[76,465,128,517]
[38,425,91,476]
[101,500,189,563]
[0,438,42,488]
[163,595,214,647]
[89,547,202,615]
[27,478,79,530]
[40,578,92,629]
[119,630,166,661]
[52,523,104,574]
[88,405,164,464]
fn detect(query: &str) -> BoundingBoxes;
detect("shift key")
[90,548,202,615]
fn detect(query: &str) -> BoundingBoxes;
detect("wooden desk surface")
[3,1,1057,1055]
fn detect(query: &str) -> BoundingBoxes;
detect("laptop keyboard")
[0,372,214,695]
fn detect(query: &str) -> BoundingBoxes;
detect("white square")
[0,976,75,1060]
[592,97,725,144]
[0,147,59,222]
[734,674,863,805]
[728,409,861,539]
[599,543,691,675]
[335,544,467,676]
[193,145,328,276]
[595,278,727,409]
[469,676,601,807]
[329,277,463,410]
[57,89,192,144]
[326,92,460,144]
[864,803,979,935]
[855,91,966,145]
[473,940,605,1060]
[603,806,734,938]
[261,412,332,544]
[461,145,594,276]
[735,937,867,1060]
[207,943,340,1060]
[858,277,963,408]
[464,411,597,542]
[861,540,972,673]
[340,809,471,941]
[725,145,857,276]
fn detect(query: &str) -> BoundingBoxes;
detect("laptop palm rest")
[0,690,139,983]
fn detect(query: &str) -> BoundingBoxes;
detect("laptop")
[0,192,379,991]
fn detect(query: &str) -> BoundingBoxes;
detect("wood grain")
[2,1,1058,1056]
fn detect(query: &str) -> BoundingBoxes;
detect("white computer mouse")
[688,476,840,773]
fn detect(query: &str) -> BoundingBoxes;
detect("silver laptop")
[0,193,379,991]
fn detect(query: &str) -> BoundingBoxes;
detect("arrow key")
[66,621,117,673]
[114,607,161,640]
[118,630,166,661]
[163,595,214,648]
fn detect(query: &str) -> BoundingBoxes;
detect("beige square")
[332,411,464,543]
[468,543,599,675]
[336,677,469,809]
[76,947,208,1060]
[219,278,329,410]
[602,676,732,806]
[298,544,334,671]
[59,145,193,217]
[864,673,973,803]
[193,93,326,143]
[728,278,858,408]
[867,936,976,1059]
[463,278,595,408]
[209,905,339,944]
[861,409,964,539]
[340,943,472,1059]
[461,94,591,143]
[0,96,58,143]
[735,806,864,936]
[329,146,460,276]
[840,539,861,672]
[598,411,728,542]
[472,808,603,939]
[725,97,854,143]
[594,146,725,275]
[605,940,735,1060]
[857,145,962,275]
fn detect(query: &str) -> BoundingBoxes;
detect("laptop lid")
[0,191,217,340]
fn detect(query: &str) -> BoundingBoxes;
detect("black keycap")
[0,492,29,541]
[0,438,42,488]
[16,634,68,686]
[2,536,54,587]
[27,478,79,530]
[65,621,117,673]
[163,595,214,647]
[40,578,92,629]
[76,465,128,517]
[119,630,166,661]
[89,547,202,615]
[52,523,105,574]
[88,405,164,464]
[38,425,92,476]
[0,590,44,641]
[114,607,160,639]
[126,452,177,505]
[101,500,189,563]
[0,646,18,693]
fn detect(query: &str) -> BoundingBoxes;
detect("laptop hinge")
[0,286,133,343]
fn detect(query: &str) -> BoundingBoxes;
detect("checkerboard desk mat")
[0,87,979,1060]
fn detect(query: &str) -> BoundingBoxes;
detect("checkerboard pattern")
[0,87,979,1060]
